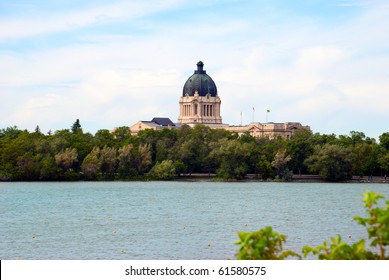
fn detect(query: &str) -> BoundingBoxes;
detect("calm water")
[0,181,388,260]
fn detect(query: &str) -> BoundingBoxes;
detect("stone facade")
[178,92,222,125]
[225,122,310,140]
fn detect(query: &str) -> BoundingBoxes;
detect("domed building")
[127,60,310,138]
[178,61,222,125]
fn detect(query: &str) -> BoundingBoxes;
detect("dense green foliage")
[235,226,301,260]
[304,144,354,181]
[1,121,389,181]
[236,191,389,260]
[147,160,176,180]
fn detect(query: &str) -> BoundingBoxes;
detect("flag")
[267,109,270,113]
[253,107,255,112]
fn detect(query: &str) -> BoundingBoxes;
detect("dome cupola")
[182,61,218,97]
[178,61,222,125]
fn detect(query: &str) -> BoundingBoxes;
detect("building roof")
[140,121,161,128]
[182,61,218,97]
[151,117,175,127]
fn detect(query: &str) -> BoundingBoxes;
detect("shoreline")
[1,174,388,183]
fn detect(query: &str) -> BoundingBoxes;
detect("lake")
[1,181,388,260]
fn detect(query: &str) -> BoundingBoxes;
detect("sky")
[1,0,388,139]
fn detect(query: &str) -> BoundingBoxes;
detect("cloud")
[1,37,183,132]
[0,0,184,41]
[1,0,389,139]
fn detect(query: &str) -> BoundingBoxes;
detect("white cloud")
[0,0,184,41]
[1,0,389,138]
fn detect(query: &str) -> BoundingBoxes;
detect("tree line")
[1,120,389,181]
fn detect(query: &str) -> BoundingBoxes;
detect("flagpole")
[252,107,255,123]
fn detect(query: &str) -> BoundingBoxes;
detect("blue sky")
[1,0,388,139]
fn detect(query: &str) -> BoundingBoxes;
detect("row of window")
[182,104,216,117]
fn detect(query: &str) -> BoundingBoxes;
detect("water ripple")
[1,181,388,259]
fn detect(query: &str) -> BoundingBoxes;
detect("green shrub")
[147,160,176,180]
[236,191,389,260]
[235,226,301,260]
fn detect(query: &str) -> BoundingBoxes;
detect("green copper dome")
[182,61,218,97]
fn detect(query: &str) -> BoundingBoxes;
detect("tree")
[53,128,93,162]
[172,134,208,175]
[271,148,293,180]
[378,152,389,175]
[304,144,354,181]
[173,160,188,176]
[0,130,36,180]
[71,119,82,134]
[147,160,176,180]
[34,125,41,134]
[94,129,116,148]
[100,146,117,179]
[137,128,159,161]
[81,147,101,180]
[39,156,60,180]
[209,139,252,180]
[286,129,313,175]
[16,152,41,180]
[55,148,78,172]
[349,131,366,146]
[49,134,69,155]
[137,144,152,174]
[379,132,389,151]
[0,126,24,139]
[352,142,379,177]
[118,144,135,178]
[256,155,273,180]
[69,133,94,162]
[116,144,151,178]
[112,126,133,143]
